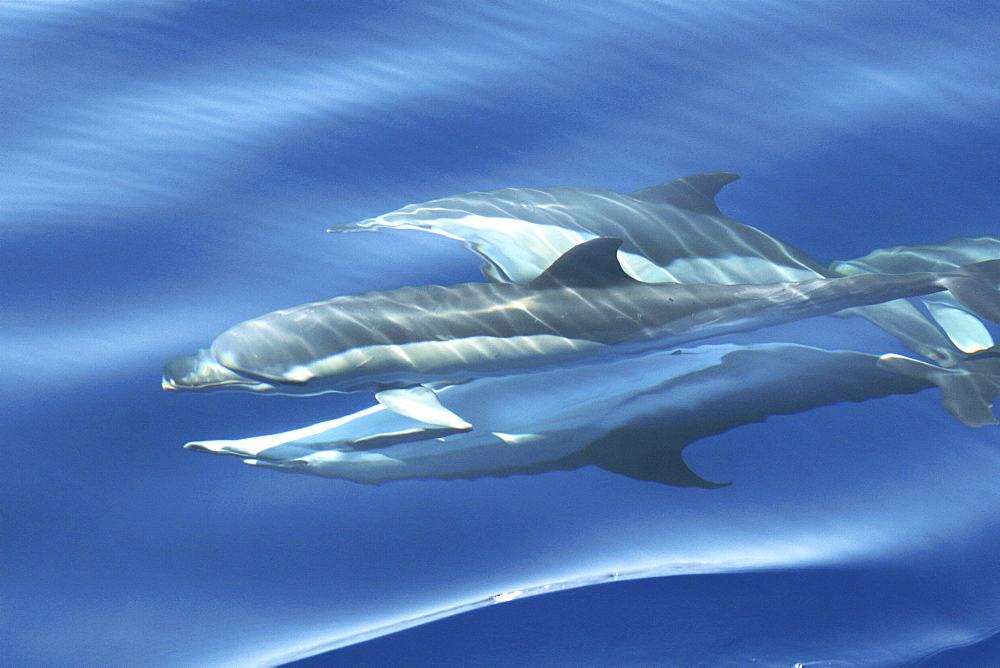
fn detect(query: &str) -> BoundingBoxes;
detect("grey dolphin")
[184,342,953,487]
[164,238,1000,429]
[331,173,822,284]
[332,174,993,365]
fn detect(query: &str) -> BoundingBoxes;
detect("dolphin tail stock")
[878,353,1000,428]
[937,259,1000,325]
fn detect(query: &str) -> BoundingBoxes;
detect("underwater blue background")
[3,1,999,665]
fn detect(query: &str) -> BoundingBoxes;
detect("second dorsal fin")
[529,237,636,289]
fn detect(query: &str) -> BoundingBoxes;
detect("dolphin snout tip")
[162,352,201,388]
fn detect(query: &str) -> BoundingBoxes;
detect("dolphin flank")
[164,238,1000,428]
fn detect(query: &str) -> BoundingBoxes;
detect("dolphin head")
[162,349,276,392]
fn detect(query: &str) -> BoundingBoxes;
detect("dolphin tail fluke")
[586,427,731,489]
[878,353,1000,427]
[939,259,1000,325]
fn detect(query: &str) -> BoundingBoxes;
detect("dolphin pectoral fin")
[585,427,731,489]
[925,300,995,353]
[878,353,1000,427]
[375,385,474,430]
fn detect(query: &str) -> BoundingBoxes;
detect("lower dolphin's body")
[184,343,949,487]
[164,237,1000,428]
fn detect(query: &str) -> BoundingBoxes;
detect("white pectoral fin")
[924,299,995,353]
[375,385,474,430]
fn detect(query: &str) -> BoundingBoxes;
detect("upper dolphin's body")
[332,174,999,364]
[184,342,1000,486]
[164,237,1000,428]
[332,173,821,285]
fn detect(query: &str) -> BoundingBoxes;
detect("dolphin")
[330,173,822,285]
[331,174,997,365]
[833,235,1000,354]
[164,237,1000,429]
[184,342,988,486]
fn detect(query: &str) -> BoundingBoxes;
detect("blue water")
[3,2,999,665]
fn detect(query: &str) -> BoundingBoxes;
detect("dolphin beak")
[162,352,203,390]
[162,349,273,392]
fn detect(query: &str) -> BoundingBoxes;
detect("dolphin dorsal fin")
[629,172,739,215]
[529,237,636,289]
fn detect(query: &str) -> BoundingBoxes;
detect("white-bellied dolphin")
[330,173,822,285]
[332,174,998,365]
[164,238,1000,429]
[184,342,991,486]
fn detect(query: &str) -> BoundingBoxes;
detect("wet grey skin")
[333,173,998,366]
[165,237,1000,429]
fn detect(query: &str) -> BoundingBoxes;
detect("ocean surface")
[3,2,999,666]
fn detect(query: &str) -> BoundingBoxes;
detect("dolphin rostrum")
[164,237,1000,429]
[184,342,991,487]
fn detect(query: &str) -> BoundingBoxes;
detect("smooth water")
[3,2,999,666]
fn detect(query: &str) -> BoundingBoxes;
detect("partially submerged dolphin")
[331,173,818,285]
[164,237,1000,429]
[833,235,1000,354]
[184,342,995,486]
[332,174,998,364]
